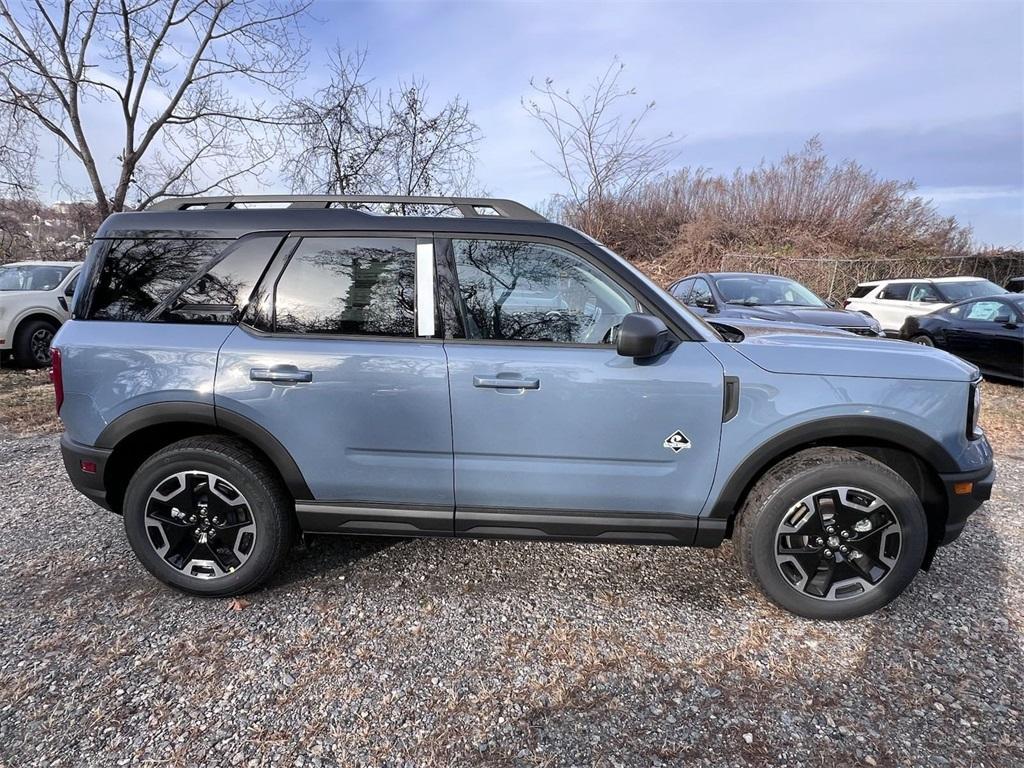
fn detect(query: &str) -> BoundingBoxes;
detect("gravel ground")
[1,435,1021,767]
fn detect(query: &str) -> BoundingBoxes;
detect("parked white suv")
[0,261,82,368]
[844,277,1007,335]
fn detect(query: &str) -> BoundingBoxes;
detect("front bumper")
[936,463,995,546]
[60,433,114,511]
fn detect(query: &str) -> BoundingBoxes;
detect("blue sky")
[307,0,1023,247]
[31,0,1024,247]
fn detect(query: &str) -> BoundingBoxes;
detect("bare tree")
[285,49,480,200]
[0,95,36,196]
[524,59,678,239]
[0,0,310,216]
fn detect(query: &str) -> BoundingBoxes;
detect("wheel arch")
[710,416,954,561]
[97,402,313,514]
[13,310,63,336]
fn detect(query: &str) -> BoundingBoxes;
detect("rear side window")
[88,239,230,321]
[879,283,910,301]
[273,237,416,336]
[849,284,875,299]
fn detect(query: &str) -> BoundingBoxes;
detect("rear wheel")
[911,334,935,347]
[735,447,927,619]
[13,318,58,368]
[123,436,295,596]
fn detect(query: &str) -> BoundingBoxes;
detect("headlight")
[967,381,982,439]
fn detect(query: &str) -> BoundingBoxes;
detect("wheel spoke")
[774,484,902,603]
[143,470,257,580]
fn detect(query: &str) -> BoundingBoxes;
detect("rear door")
[873,282,914,332]
[215,233,454,534]
[437,235,725,543]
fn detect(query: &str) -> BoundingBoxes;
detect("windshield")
[0,264,72,291]
[714,275,826,307]
[937,280,1007,302]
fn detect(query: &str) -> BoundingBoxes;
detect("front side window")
[452,239,636,344]
[0,264,72,291]
[670,278,694,300]
[907,283,941,302]
[690,278,714,306]
[89,239,230,321]
[274,237,416,336]
[962,300,1014,323]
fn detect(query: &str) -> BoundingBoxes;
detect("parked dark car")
[901,294,1024,383]
[1006,277,1024,293]
[669,272,884,336]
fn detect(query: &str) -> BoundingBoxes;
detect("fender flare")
[96,401,313,500]
[706,415,959,519]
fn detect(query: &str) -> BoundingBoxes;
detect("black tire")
[123,436,296,596]
[911,334,935,347]
[734,447,927,620]
[13,318,58,368]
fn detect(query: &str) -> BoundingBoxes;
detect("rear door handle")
[250,365,313,384]
[473,375,540,390]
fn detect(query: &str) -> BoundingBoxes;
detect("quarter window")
[451,239,636,344]
[274,237,416,336]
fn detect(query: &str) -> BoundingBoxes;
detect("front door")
[438,236,725,544]
[216,234,454,534]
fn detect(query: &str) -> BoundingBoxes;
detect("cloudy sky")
[30,0,1024,246]
[311,0,1023,246]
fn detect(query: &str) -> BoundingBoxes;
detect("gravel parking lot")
[1,433,1021,767]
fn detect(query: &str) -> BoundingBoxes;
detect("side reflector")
[50,347,64,415]
[80,460,97,474]
[953,482,973,496]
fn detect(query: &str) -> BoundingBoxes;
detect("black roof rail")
[144,195,547,221]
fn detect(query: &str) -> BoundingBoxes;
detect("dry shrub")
[556,138,1022,299]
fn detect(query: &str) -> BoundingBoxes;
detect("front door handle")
[250,365,313,384]
[473,375,540,390]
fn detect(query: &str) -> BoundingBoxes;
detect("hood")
[719,305,874,328]
[731,332,978,382]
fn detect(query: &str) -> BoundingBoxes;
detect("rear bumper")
[60,433,114,511]
[937,463,995,546]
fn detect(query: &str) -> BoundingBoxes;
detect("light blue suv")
[53,196,994,619]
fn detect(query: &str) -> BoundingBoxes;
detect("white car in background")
[0,261,82,368]
[844,277,1008,335]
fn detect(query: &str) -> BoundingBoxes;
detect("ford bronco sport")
[53,195,994,620]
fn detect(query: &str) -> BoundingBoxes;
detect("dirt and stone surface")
[0,428,1021,767]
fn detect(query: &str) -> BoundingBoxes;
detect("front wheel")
[123,436,295,596]
[735,447,927,619]
[14,318,58,368]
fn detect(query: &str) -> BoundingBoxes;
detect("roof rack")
[145,195,547,221]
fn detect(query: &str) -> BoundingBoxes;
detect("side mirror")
[694,296,716,311]
[64,284,76,297]
[922,296,942,303]
[616,313,673,359]
[824,297,839,309]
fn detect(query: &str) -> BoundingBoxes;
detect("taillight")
[50,347,64,415]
